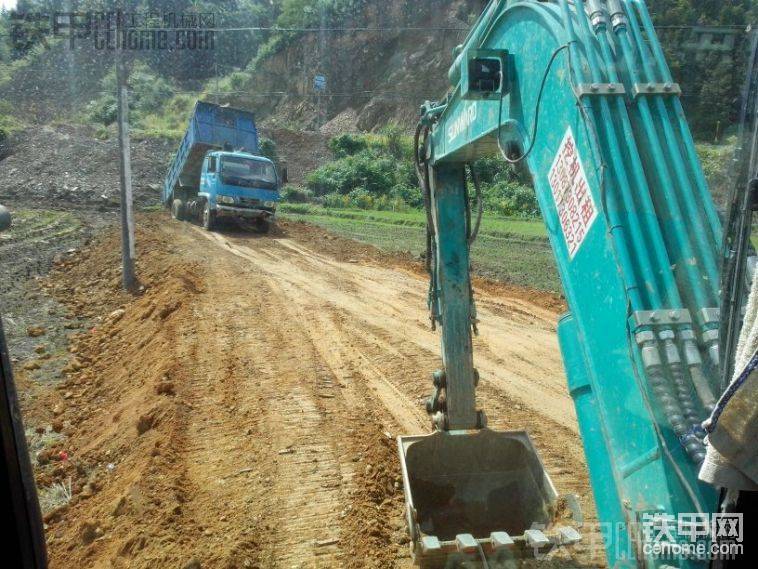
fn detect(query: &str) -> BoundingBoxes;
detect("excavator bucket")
[398,429,577,567]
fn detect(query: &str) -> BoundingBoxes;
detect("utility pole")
[214,54,220,105]
[318,2,327,127]
[116,40,137,292]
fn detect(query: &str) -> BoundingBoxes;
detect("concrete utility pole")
[115,44,137,292]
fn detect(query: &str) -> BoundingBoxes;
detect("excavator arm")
[398,1,724,567]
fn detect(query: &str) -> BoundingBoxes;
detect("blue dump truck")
[163,101,284,233]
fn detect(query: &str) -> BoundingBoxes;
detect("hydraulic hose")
[622,0,721,294]
[570,0,665,309]
[629,0,722,246]
[640,337,706,463]
[467,164,484,246]
[557,0,646,311]
[415,122,439,329]
[588,1,686,309]
[565,0,709,466]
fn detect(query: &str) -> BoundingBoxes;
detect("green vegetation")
[279,204,547,238]
[0,111,24,144]
[86,62,173,126]
[696,138,737,201]
[650,0,756,138]
[292,129,539,217]
[279,204,559,292]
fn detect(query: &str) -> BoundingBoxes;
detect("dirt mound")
[16,215,411,568]
[261,127,331,184]
[0,124,174,210]
[19,218,205,567]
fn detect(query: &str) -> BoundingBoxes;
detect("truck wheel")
[171,199,186,221]
[255,219,270,234]
[202,202,216,231]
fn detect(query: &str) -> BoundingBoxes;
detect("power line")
[90,87,423,99]
[30,23,754,33]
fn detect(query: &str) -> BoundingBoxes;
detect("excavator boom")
[400,1,723,567]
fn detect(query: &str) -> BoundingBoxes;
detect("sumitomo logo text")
[447,103,477,143]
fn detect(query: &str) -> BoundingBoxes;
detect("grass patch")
[1,209,80,236]
[280,205,560,293]
[37,478,72,513]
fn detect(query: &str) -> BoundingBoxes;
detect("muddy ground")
[10,211,606,569]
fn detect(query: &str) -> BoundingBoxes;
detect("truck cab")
[197,150,281,232]
[165,102,284,233]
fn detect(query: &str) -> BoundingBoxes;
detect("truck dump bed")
[163,102,259,204]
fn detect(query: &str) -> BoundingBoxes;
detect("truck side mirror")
[281,167,288,185]
[0,205,11,232]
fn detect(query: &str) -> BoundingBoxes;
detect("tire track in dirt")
[178,232,412,567]
[32,216,602,568]
[192,224,606,566]
[196,228,576,432]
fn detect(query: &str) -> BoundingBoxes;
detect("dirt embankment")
[0,124,174,210]
[260,127,331,185]
[18,216,407,568]
[16,214,603,568]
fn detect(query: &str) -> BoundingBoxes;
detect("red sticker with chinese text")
[548,128,598,260]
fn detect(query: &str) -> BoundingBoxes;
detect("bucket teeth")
[490,531,514,549]
[558,526,582,545]
[454,534,478,553]
[420,536,441,553]
[524,529,550,548]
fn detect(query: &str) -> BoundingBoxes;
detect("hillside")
[1,0,754,139]
[0,1,483,134]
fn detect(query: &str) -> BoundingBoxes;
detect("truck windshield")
[221,157,277,187]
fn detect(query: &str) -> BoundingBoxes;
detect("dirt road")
[18,214,604,568]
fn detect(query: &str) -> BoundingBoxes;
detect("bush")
[378,122,412,159]
[328,133,371,158]
[389,184,423,209]
[282,185,314,203]
[0,111,24,146]
[258,137,278,162]
[696,140,735,201]
[308,132,541,217]
[86,62,174,127]
[306,149,397,196]
[323,192,351,208]
[86,94,118,125]
[482,181,540,218]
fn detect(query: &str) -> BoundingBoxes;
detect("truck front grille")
[238,197,261,208]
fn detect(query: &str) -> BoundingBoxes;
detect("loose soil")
[0,124,174,210]
[15,213,605,568]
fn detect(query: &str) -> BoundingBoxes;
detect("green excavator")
[397,1,757,567]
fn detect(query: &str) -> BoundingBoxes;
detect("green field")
[279,205,561,293]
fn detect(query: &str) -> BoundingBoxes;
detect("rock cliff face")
[234,0,487,131]
[0,1,488,133]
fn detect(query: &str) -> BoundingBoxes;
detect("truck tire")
[171,198,186,221]
[255,218,271,234]
[202,201,216,231]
